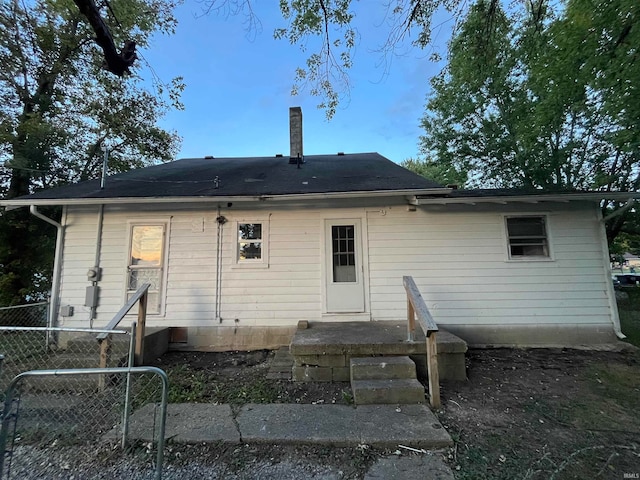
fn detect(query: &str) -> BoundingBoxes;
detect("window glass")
[506,216,549,258]
[128,224,165,314]
[332,225,356,282]
[131,225,163,266]
[238,223,263,261]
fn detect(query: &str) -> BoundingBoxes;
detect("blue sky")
[142,3,451,163]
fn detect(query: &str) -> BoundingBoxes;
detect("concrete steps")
[350,356,425,405]
[290,322,468,382]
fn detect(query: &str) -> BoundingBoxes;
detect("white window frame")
[233,219,269,268]
[125,219,170,316]
[503,214,554,262]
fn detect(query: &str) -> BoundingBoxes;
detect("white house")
[1,108,633,350]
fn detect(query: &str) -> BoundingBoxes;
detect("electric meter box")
[85,286,99,308]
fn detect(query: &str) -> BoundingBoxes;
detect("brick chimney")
[289,106,303,163]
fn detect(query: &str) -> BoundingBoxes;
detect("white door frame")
[322,217,368,315]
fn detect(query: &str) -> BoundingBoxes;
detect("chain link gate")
[0,318,169,480]
[0,367,168,480]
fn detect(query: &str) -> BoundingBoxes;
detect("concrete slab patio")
[104,402,455,478]
[118,402,452,450]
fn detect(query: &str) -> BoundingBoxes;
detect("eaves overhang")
[1,187,453,210]
[410,192,640,206]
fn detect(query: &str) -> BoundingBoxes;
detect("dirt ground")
[438,347,640,479]
[150,346,640,479]
[151,349,353,406]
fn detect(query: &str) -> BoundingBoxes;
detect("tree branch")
[72,0,136,76]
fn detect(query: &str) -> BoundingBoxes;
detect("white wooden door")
[325,219,365,313]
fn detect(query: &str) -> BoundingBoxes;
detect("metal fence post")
[0,377,17,479]
[44,298,51,352]
[122,322,137,449]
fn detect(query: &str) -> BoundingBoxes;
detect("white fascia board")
[0,188,452,208]
[411,192,640,205]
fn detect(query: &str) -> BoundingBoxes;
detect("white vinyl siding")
[367,202,612,328]
[58,207,326,328]
[56,201,614,336]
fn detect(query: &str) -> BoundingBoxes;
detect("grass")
[616,287,640,347]
[165,364,282,405]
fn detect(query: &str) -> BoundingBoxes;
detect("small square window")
[506,216,549,258]
[237,223,263,262]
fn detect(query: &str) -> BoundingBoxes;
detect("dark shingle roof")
[20,153,444,201]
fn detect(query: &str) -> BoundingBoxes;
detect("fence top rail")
[0,326,128,335]
[97,283,150,341]
[0,302,48,311]
[403,275,439,335]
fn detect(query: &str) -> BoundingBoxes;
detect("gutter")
[412,192,640,205]
[29,206,65,333]
[0,188,452,208]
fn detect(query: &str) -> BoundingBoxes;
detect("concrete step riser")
[350,357,417,381]
[352,379,425,405]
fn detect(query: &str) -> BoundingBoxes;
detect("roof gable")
[16,153,444,202]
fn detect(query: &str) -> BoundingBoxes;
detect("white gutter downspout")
[30,205,65,333]
[596,207,625,339]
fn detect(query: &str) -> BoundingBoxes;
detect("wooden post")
[426,332,441,408]
[98,336,112,390]
[407,296,415,342]
[134,290,148,366]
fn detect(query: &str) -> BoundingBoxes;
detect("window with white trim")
[505,216,549,259]
[236,222,266,263]
[127,224,166,314]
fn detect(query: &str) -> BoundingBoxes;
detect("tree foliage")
[418,0,639,242]
[203,0,477,118]
[401,157,467,187]
[0,0,183,305]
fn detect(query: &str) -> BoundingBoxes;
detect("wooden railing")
[403,276,440,408]
[96,283,150,378]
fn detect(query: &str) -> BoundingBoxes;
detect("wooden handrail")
[403,275,440,409]
[96,283,151,341]
[96,283,150,380]
[403,276,438,339]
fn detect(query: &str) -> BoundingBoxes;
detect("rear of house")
[0,108,628,350]
[52,194,620,350]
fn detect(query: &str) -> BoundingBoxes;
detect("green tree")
[419,0,639,242]
[204,0,489,118]
[401,157,467,187]
[0,0,183,305]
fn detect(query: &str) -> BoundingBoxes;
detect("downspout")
[29,205,65,333]
[596,206,625,339]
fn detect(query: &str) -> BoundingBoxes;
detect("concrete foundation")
[159,321,618,354]
[170,325,298,352]
[444,323,618,347]
[290,321,468,382]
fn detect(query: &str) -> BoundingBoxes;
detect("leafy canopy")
[414,0,638,243]
[0,0,183,305]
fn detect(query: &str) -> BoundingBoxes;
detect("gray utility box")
[85,286,100,308]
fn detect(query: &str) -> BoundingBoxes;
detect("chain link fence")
[0,302,48,328]
[0,367,168,480]
[0,306,168,480]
